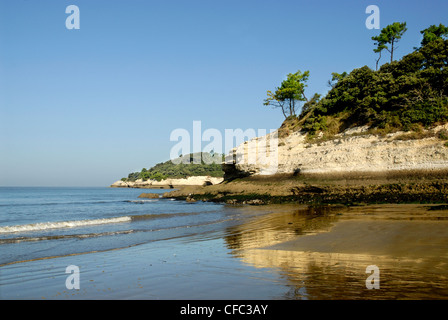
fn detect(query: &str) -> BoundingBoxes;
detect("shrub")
[438,129,448,140]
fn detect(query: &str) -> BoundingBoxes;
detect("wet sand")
[1,204,447,300]
[236,204,448,299]
[266,206,448,258]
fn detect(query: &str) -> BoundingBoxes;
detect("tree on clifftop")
[420,23,448,47]
[372,22,407,65]
[264,70,310,118]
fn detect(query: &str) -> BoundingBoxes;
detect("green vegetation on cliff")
[267,23,448,138]
[303,38,448,134]
[122,152,224,182]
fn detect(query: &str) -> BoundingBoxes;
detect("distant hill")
[122,152,224,182]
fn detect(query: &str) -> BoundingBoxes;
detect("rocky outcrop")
[224,124,448,177]
[137,193,160,199]
[110,176,224,188]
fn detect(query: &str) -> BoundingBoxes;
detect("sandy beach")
[1,202,447,300]
[237,204,448,299]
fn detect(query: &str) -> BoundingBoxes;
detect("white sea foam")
[0,216,132,234]
[127,199,159,203]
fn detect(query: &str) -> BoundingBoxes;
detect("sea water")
[0,187,258,266]
[0,187,292,300]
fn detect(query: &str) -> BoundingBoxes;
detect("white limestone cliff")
[111,176,224,188]
[224,124,448,177]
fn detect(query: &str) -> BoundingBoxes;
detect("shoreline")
[159,169,448,206]
[2,193,448,299]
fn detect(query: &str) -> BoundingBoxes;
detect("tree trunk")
[302,90,308,102]
[376,50,382,70]
[282,106,287,119]
[390,36,395,63]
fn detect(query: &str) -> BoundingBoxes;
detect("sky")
[0,0,447,186]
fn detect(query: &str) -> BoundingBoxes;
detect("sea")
[1,187,448,301]
[0,186,295,301]
[0,187,262,266]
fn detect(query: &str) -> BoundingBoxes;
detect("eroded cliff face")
[111,176,224,188]
[224,124,448,178]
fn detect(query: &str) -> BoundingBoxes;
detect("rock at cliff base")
[138,193,160,199]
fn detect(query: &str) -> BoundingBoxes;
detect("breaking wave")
[125,199,159,203]
[0,210,209,234]
[0,216,132,234]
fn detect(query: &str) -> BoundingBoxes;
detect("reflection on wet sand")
[225,205,341,250]
[224,204,448,299]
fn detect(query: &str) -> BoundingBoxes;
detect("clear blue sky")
[1,0,447,186]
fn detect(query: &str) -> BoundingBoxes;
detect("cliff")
[163,36,448,204]
[223,124,448,179]
[110,176,224,188]
[155,123,448,205]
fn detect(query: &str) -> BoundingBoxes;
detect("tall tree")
[372,22,407,65]
[420,23,448,47]
[264,70,309,118]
